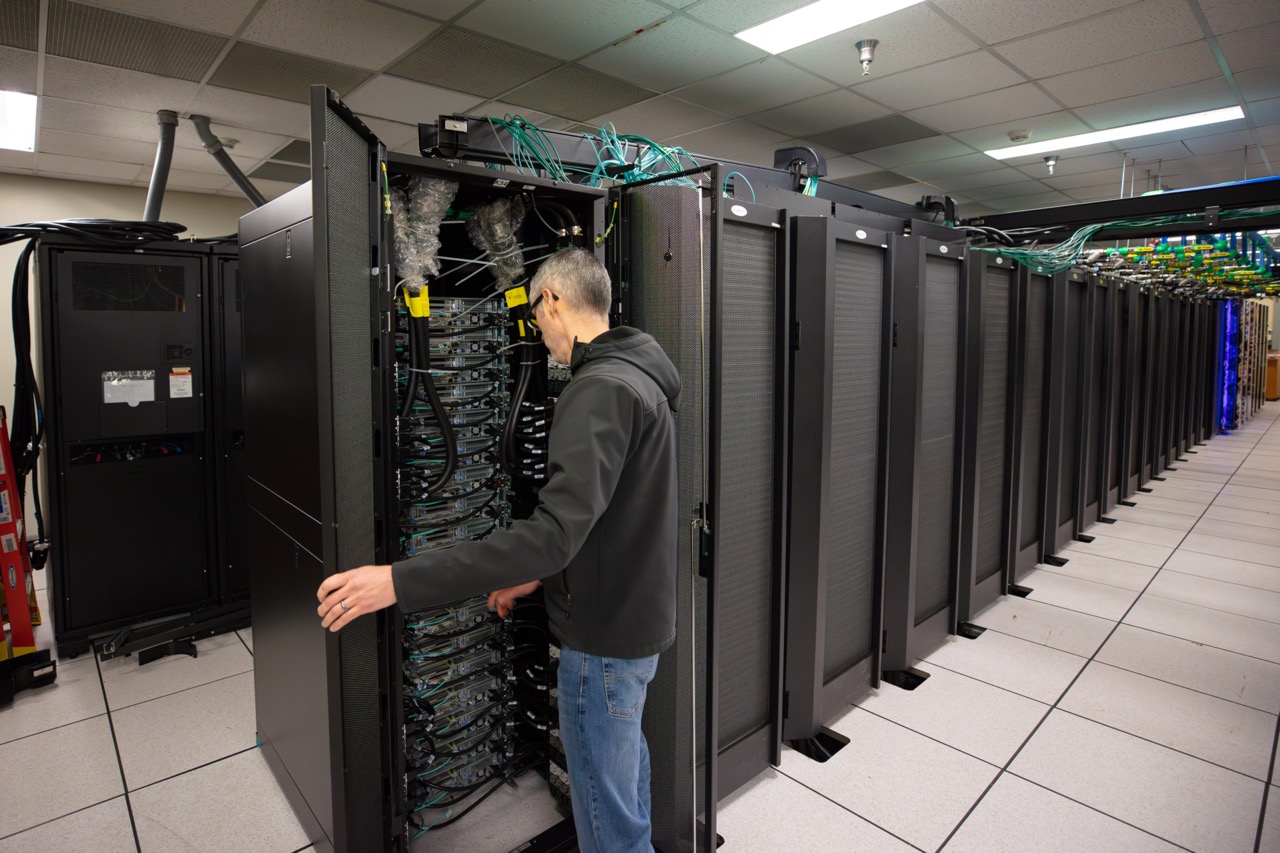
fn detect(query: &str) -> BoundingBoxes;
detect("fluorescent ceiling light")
[0,91,36,152]
[984,106,1245,160]
[736,0,927,54]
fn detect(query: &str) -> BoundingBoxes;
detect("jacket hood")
[570,326,681,413]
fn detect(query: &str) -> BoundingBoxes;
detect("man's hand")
[317,565,397,632]
[487,580,542,618]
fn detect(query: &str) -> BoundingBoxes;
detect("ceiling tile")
[951,111,1092,152]
[267,140,310,164]
[1120,141,1195,163]
[872,182,936,205]
[675,59,835,117]
[77,0,258,35]
[248,178,302,200]
[1038,168,1128,191]
[907,83,1060,134]
[458,0,668,61]
[248,161,310,183]
[893,152,1008,181]
[853,51,1024,112]
[1256,124,1280,144]
[749,89,890,136]
[858,136,973,168]
[0,0,38,51]
[41,99,171,145]
[388,26,560,99]
[1001,141,1120,168]
[821,156,878,179]
[579,16,763,92]
[165,145,239,173]
[965,179,1053,202]
[922,166,1031,192]
[993,0,1202,80]
[344,76,480,124]
[504,65,654,122]
[1182,130,1263,157]
[1065,184,1124,202]
[1218,22,1280,76]
[184,86,310,140]
[39,129,155,165]
[37,151,142,180]
[811,114,940,154]
[1237,67,1280,103]
[1072,77,1236,129]
[42,57,200,114]
[983,189,1074,210]
[731,137,842,170]
[0,149,36,170]
[1011,150,1127,179]
[1249,97,1280,126]
[0,45,36,93]
[831,170,913,192]
[784,5,979,86]
[375,0,474,21]
[152,167,233,190]
[933,0,1141,45]
[473,101,567,129]
[1040,41,1222,108]
[1199,0,1280,37]
[48,0,226,82]
[356,117,418,151]
[207,42,373,104]
[685,0,813,33]
[666,119,789,158]
[587,96,732,140]
[241,0,438,70]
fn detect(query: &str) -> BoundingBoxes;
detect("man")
[316,246,680,853]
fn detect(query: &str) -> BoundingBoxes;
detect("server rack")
[956,254,1018,623]
[615,168,789,813]
[1078,275,1116,530]
[782,214,892,744]
[1111,280,1136,505]
[1011,269,1052,582]
[210,245,249,600]
[38,238,223,657]
[1137,288,1158,485]
[1044,270,1087,554]
[881,236,967,672]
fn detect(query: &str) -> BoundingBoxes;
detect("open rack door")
[613,164,788,851]
[243,86,400,853]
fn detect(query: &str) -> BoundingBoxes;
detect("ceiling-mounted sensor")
[1007,129,1032,143]
[855,39,879,76]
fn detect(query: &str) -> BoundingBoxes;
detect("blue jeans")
[558,646,659,853]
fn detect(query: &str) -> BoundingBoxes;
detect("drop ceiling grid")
[578,15,765,92]
[75,0,261,37]
[455,0,671,63]
[0,44,37,93]
[238,0,440,69]
[672,59,837,118]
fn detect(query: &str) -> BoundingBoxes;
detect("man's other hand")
[487,580,542,618]
[317,565,396,632]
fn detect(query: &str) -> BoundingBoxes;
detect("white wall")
[0,173,252,527]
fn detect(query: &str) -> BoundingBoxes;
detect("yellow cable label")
[518,319,526,337]
[406,288,430,317]
[504,286,528,308]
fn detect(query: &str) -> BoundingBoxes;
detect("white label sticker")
[169,373,193,399]
[0,492,10,525]
[103,371,156,408]
[730,204,748,217]
[1,534,15,553]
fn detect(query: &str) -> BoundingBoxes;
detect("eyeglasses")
[527,290,558,330]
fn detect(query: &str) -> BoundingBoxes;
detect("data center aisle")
[0,408,1276,853]
[720,405,1280,853]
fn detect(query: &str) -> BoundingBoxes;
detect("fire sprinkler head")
[1044,154,1059,175]
[855,39,879,76]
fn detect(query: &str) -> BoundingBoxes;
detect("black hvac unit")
[957,254,1017,622]
[1010,268,1052,583]
[38,238,230,657]
[881,236,967,672]
[615,168,788,811]
[782,213,891,744]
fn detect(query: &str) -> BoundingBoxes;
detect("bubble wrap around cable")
[467,196,527,291]
[392,176,458,295]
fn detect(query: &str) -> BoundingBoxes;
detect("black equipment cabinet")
[956,254,1017,622]
[210,246,249,600]
[1011,268,1053,583]
[614,169,788,823]
[1079,275,1119,529]
[38,239,221,656]
[881,236,966,672]
[783,214,891,740]
[1044,270,1087,554]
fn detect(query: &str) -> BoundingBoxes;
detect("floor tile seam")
[1051,707,1274,783]
[125,745,258,795]
[1117,619,1280,668]
[769,765,930,853]
[1068,528,1185,550]
[1175,542,1280,571]
[976,623,1109,659]
[1033,563,1150,594]
[1082,658,1280,717]
[0,794,132,843]
[855,701,1049,769]
[1199,511,1280,530]
[990,771,1199,853]
[1160,565,1280,596]
[1253,714,1280,853]
[106,667,255,715]
[237,630,253,657]
[1126,500,1205,517]
[914,658,1081,709]
[0,709,111,748]
[978,595,1120,631]
[1137,588,1280,627]
[93,656,143,852]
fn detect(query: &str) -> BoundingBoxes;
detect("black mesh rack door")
[1012,268,1052,582]
[1045,271,1087,555]
[1080,275,1110,528]
[882,236,966,672]
[617,165,785,852]
[1102,278,1124,513]
[784,215,891,743]
[957,254,1017,623]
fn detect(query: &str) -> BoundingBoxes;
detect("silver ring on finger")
[340,599,349,612]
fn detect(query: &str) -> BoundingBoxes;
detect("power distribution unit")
[38,237,238,657]
[243,88,733,853]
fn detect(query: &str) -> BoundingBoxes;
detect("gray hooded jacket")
[392,326,680,659]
